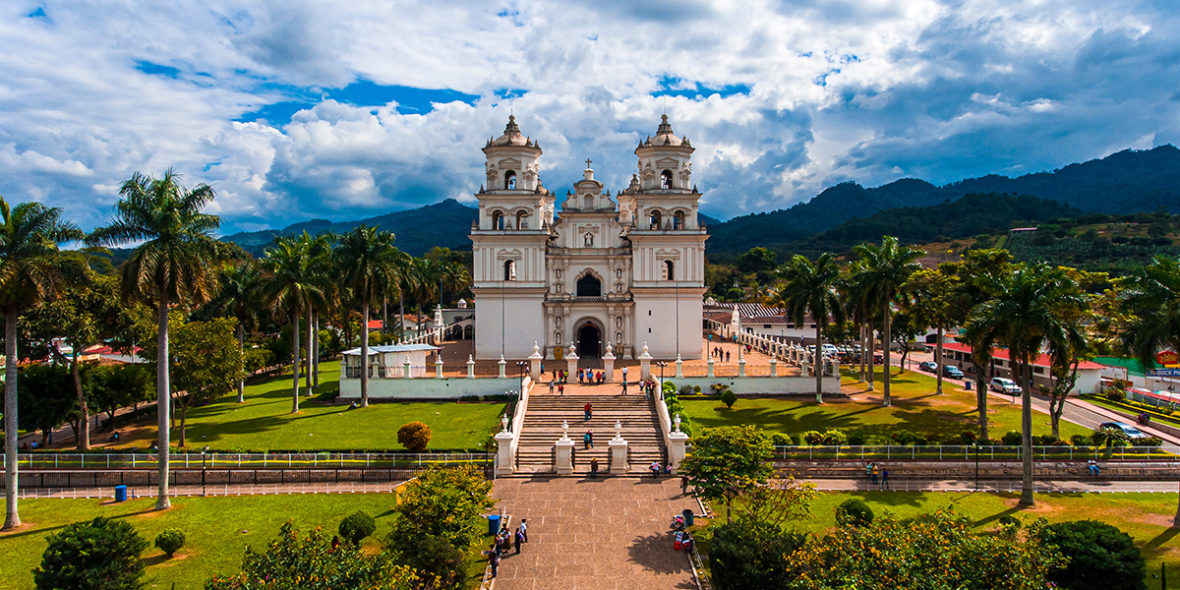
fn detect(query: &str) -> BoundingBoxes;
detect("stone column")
[602,343,616,383]
[403,355,412,379]
[435,356,444,379]
[565,343,579,379]
[434,305,444,343]
[495,415,515,476]
[706,356,714,378]
[738,347,747,377]
[554,419,574,475]
[466,355,475,378]
[609,420,628,475]
[498,355,507,378]
[769,356,778,377]
[638,342,652,380]
[675,354,684,378]
[528,341,544,377]
[667,414,690,472]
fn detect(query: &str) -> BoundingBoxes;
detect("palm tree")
[0,197,83,530]
[393,250,416,342]
[1122,255,1180,371]
[950,249,1015,441]
[335,226,399,407]
[853,236,923,407]
[964,264,1086,507]
[905,267,959,395]
[777,253,845,403]
[261,233,328,412]
[87,170,231,510]
[204,261,261,402]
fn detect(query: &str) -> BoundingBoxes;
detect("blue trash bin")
[114,485,127,503]
[487,514,501,536]
[965,380,972,391]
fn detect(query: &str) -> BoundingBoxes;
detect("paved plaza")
[489,476,698,590]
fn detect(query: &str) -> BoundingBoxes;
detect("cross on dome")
[585,157,592,169]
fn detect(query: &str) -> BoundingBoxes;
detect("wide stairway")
[515,391,666,475]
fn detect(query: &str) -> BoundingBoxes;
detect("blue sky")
[1,0,1178,233]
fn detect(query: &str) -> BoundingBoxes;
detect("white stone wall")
[474,292,546,359]
[338,376,518,400]
[663,375,843,395]
[633,291,703,359]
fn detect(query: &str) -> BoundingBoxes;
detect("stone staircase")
[515,393,666,475]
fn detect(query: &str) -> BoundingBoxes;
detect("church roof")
[486,115,539,149]
[638,114,691,148]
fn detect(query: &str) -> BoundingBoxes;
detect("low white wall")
[663,375,842,395]
[338,377,518,400]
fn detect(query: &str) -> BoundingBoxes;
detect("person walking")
[584,402,592,420]
[484,544,500,578]
[621,366,629,394]
[590,457,600,478]
[520,518,528,542]
[881,468,890,490]
[584,430,594,449]
[514,527,523,554]
[650,461,661,478]
[549,379,555,395]
[558,383,565,395]
[725,351,730,362]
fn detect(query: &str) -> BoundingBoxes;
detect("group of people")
[865,462,890,489]
[577,368,607,385]
[649,461,672,478]
[709,347,732,363]
[483,518,529,578]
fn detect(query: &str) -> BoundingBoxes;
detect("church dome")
[638,115,691,148]
[487,115,535,147]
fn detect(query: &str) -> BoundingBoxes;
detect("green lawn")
[98,363,505,452]
[699,491,1180,590]
[679,367,1091,442]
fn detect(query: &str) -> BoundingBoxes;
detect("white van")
[990,377,1021,394]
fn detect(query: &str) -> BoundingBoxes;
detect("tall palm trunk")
[867,329,876,390]
[313,313,320,389]
[71,349,89,450]
[814,324,824,404]
[305,308,313,393]
[858,323,866,381]
[235,323,245,402]
[155,293,171,510]
[882,305,892,407]
[361,299,370,407]
[1019,360,1034,506]
[4,307,21,529]
[976,360,990,441]
[934,326,944,395]
[291,309,301,413]
[399,291,406,343]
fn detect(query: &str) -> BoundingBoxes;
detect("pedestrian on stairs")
[584,430,594,448]
[559,383,565,395]
[549,379,555,395]
[590,457,600,478]
[584,403,592,420]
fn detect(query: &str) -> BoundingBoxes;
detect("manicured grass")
[700,491,1180,590]
[1,494,406,589]
[678,367,1091,441]
[98,363,506,452]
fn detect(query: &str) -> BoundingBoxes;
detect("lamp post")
[657,361,667,400]
[516,361,526,398]
[974,441,980,492]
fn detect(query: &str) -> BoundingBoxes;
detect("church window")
[504,170,517,190]
[576,274,601,297]
[492,211,504,230]
[516,211,528,229]
[584,195,593,209]
[673,211,684,230]
[663,260,675,280]
[660,170,673,189]
[504,260,516,281]
[649,210,662,230]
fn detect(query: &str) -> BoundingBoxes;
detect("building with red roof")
[938,342,1105,394]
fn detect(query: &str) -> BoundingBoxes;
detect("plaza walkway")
[490,476,698,590]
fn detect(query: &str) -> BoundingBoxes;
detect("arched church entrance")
[576,322,602,358]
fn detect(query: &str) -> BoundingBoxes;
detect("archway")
[576,323,602,358]
[576,273,601,297]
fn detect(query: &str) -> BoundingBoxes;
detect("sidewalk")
[799,477,1180,494]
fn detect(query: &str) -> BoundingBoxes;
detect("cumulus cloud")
[0,0,1177,232]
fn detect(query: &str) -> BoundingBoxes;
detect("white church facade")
[470,115,708,360]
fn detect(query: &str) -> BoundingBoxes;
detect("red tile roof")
[941,342,1106,370]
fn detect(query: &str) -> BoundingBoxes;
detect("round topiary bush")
[771,433,792,447]
[154,528,186,557]
[1043,520,1146,590]
[1001,431,1023,446]
[720,389,738,409]
[397,421,432,453]
[338,511,377,545]
[33,516,148,590]
[835,499,874,527]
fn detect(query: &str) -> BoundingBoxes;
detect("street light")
[656,361,668,400]
[973,441,980,492]
[515,361,527,397]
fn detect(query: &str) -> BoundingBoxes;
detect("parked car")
[941,365,964,379]
[989,377,1022,394]
[919,361,938,373]
[872,353,884,364]
[1099,421,1151,440]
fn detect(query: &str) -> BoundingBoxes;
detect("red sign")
[1156,350,1179,366]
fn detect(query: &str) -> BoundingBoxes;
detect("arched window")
[660,170,673,189]
[504,260,516,281]
[663,260,675,280]
[673,211,684,230]
[576,274,602,297]
[516,211,528,230]
[504,170,517,190]
[649,210,662,230]
[491,211,503,230]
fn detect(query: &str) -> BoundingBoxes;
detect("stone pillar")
[602,343,616,383]
[706,356,714,378]
[638,342,652,380]
[769,356,778,377]
[435,356,444,379]
[498,355,507,378]
[555,419,574,475]
[466,354,475,378]
[403,355,412,379]
[495,415,515,476]
[675,354,684,378]
[609,420,628,475]
[565,343,579,379]
[528,341,544,377]
[667,414,689,472]
[738,347,746,377]
[434,305,444,343]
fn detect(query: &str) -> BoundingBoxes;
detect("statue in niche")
[584,233,594,247]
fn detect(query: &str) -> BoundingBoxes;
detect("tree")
[964,264,1087,506]
[17,363,78,446]
[336,225,400,407]
[387,464,494,551]
[710,518,805,590]
[205,522,421,590]
[88,169,234,510]
[777,253,845,403]
[737,247,779,283]
[1122,255,1180,376]
[950,249,1015,441]
[162,315,243,447]
[0,196,83,530]
[202,261,261,402]
[788,511,1062,590]
[1042,520,1145,590]
[905,266,959,394]
[338,511,377,545]
[853,236,923,407]
[678,425,774,522]
[32,516,148,590]
[88,364,152,428]
[396,421,432,453]
[886,310,923,373]
[260,233,329,413]
[1092,425,1129,459]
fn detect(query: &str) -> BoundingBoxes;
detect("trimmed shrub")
[709,518,805,590]
[693,385,702,394]
[997,515,1022,529]
[679,385,695,397]
[1034,434,1058,446]
[959,430,978,444]
[846,432,866,446]
[820,429,848,446]
[154,528,186,557]
[1142,436,1164,448]
[803,430,824,445]
[1001,431,1023,446]
[891,431,915,445]
[662,380,677,394]
[33,516,148,590]
[771,433,792,447]
[397,421,432,452]
[720,389,738,409]
[1043,520,1146,590]
[339,511,377,545]
[835,499,874,527]
[1070,434,1093,447]
[389,533,466,588]
[1105,389,1127,403]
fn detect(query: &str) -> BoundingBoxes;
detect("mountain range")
[220,145,1180,258]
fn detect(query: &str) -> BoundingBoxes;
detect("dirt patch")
[0,521,38,535]
[1001,496,1068,516]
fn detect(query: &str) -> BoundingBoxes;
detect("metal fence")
[7,452,492,471]
[773,445,1180,462]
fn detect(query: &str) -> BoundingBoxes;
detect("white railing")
[7,451,492,471]
[772,444,1180,462]
[507,376,533,466]
[654,377,675,449]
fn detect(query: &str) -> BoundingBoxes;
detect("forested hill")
[707,145,1180,254]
